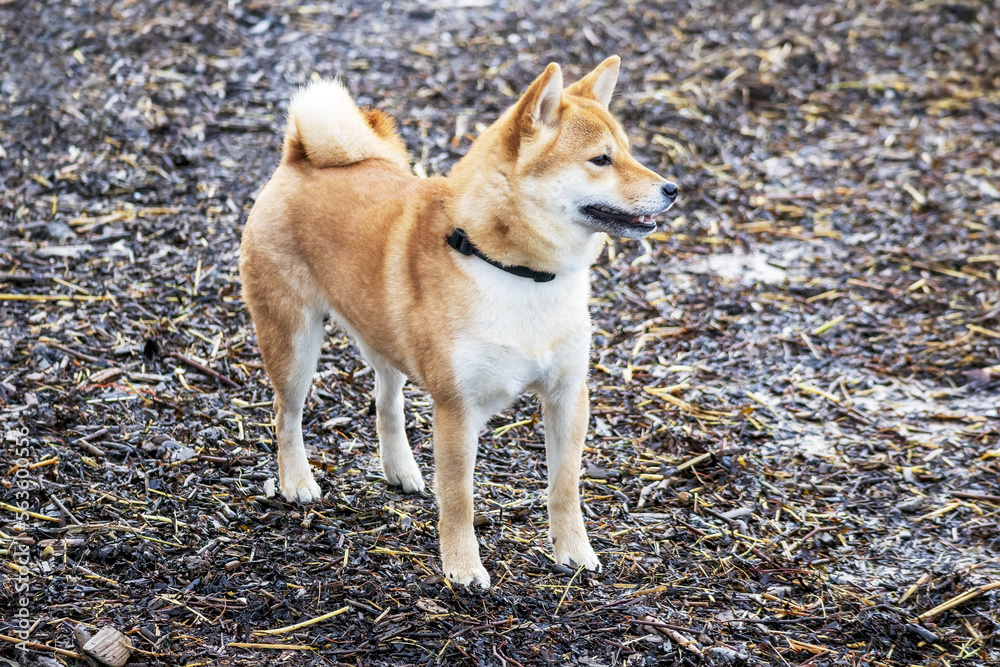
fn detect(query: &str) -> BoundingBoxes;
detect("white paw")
[382,454,426,493]
[280,469,323,503]
[444,560,491,589]
[554,539,601,572]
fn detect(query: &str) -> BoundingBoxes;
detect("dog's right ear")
[515,63,564,133]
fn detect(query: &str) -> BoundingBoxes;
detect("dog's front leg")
[541,383,600,572]
[432,403,490,588]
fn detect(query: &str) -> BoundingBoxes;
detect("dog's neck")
[445,147,601,276]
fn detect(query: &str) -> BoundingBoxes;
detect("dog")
[239,56,677,587]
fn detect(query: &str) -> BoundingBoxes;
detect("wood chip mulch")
[1,1,998,665]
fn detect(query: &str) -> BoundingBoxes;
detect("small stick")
[156,595,213,623]
[951,491,1000,503]
[0,294,111,302]
[898,572,932,605]
[51,496,82,526]
[711,615,839,625]
[967,324,1000,340]
[913,501,963,523]
[169,352,240,388]
[787,638,831,654]
[635,618,700,632]
[0,501,60,523]
[554,565,586,616]
[1,272,51,283]
[799,330,821,359]
[5,457,59,476]
[42,341,102,364]
[29,457,59,469]
[81,428,110,442]
[794,382,841,405]
[703,507,736,526]
[663,628,703,658]
[785,526,837,555]
[676,452,712,472]
[252,606,349,635]
[640,617,703,658]
[812,314,846,336]
[77,441,106,458]
[228,643,317,650]
[0,633,84,658]
[0,530,34,544]
[72,561,120,588]
[918,581,1000,620]
[369,547,431,558]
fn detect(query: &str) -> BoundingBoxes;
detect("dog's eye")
[589,154,612,167]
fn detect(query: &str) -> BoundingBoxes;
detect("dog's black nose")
[662,182,678,199]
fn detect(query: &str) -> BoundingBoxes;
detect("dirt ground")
[2,1,999,665]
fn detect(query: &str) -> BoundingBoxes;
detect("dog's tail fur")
[283,79,409,170]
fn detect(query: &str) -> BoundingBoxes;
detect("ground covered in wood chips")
[2,1,999,665]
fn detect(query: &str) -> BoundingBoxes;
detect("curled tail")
[283,79,410,170]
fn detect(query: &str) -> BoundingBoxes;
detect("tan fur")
[240,56,677,587]
[283,79,409,169]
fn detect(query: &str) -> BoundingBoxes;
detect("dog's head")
[501,57,677,240]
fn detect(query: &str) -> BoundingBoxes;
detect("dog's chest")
[450,268,591,415]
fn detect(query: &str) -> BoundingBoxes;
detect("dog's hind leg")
[246,287,326,503]
[357,343,425,493]
[271,306,325,502]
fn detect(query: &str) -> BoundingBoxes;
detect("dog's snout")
[662,182,678,200]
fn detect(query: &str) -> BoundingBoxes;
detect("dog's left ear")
[565,55,620,108]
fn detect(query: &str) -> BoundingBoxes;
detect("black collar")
[446,228,556,283]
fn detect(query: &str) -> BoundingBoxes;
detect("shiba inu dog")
[239,56,677,588]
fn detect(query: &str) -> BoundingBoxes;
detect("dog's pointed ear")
[565,56,620,108]
[517,63,563,132]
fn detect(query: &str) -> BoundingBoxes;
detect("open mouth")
[581,204,658,230]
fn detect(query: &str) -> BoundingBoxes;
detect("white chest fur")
[450,258,593,420]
